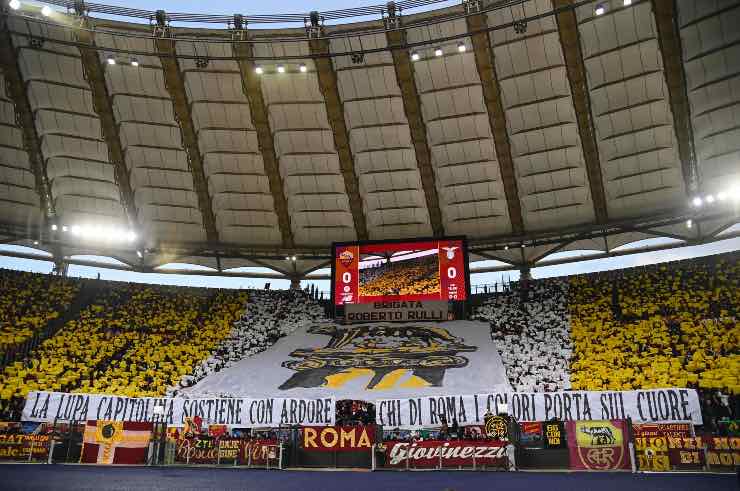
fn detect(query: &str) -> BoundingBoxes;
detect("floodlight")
[41,5,51,16]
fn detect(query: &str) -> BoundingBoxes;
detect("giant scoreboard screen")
[332,237,470,306]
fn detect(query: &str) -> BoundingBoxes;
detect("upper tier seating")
[0,269,79,350]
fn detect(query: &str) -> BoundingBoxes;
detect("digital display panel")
[332,237,469,306]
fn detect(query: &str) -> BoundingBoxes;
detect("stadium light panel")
[51,224,57,231]
[107,56,116,65]
[504,245,509,250]
[255,65,264,74]
[130,59,139,67]
[623,0,632,5]
[299,63,307,73]
[594,4,605,16]
[285,256,290,261]
[457,42,466,53]
[692,196,702,207]
[686,219,692,228]
[434,47,443,57]
[411,51,420,61]
[9,0,20,10]
[41,5,51,16]
[705,194,715,204]
[277,64,285,73]
[291,255,297,261]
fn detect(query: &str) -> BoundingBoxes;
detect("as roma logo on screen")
[279,324,476,391]
[339,250,354,267]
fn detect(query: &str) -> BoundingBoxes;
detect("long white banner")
[22,388,702,427]
[376,388,702,428]
[22,391,335,427]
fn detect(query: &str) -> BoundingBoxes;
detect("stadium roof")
[0,0,738,280]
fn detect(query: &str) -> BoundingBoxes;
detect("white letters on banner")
[22,391,336,427]
[376,389,702,428]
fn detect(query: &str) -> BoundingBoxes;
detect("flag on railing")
[80,420,152,465]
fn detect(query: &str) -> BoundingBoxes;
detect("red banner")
[566,420,630,471]
[705,436,740,470]
[175,437,278,465]
[383,440,507,468]
[633,423,695,471]
[301,425,375,452]
[0,434,50,460]
[80,420,152,465]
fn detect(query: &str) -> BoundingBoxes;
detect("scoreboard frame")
[330,235,471,317]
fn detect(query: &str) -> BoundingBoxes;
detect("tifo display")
[0,252,737,476]
[332,238,468,306]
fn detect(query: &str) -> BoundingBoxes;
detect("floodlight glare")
[41,5,51,16]
[411,52,420,61]
[291,255,297,261]
[299,63,307,73]
[71,225,80,236]
[130,59,139,67]
[107,56,116,65]
[277,64,285,73]
[51,224,58,231]
[457,42,466,53]
[9,0,21,10]
[705,194,715,204]
[717,191,727,201]
[127,231,137,242]
[136,250,143,258]
[255,65,264,75]
[692,196,702,207]
[623,0,632,5]
[686,219,692,228]
[434,47,443,57]
[595,4,606,16]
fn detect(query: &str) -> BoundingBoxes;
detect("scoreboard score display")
[332,237,469,307]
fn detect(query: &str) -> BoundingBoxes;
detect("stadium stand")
[359,255,440,297]
[0,269,79,352]
[473,279,572,392]
[569,252,739,395]
[0,279,247,419]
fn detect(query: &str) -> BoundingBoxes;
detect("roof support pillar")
[553,0,609,223]
[651,0,697,195]
[154,37,219,243]
[0,20,55,221]
[309,38,368,241]
[233,41,295,248]
[386,29,445,237]
[466,13,525,235]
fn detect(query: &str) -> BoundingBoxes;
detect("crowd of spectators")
[0,279,247,419]
[359,255,440,297]
[0,269,79,351]
[569,252,738,395]
[473,279,572,392]
[172,290,325,394]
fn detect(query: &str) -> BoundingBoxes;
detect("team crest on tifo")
[279,324,477,391]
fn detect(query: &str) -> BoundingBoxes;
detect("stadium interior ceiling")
[0,0,738,282]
